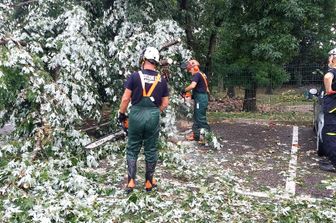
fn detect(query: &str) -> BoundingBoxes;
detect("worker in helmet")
[181,59,211,142]
[118,47,169,192]
[320,48,336,172]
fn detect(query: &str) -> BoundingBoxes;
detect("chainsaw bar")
[85,130,126,149]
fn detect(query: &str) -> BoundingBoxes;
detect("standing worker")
[118,47,169,192]
[320,48,336,172]
[181,59,211,142]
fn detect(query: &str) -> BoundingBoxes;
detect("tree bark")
[0,38,27,47]
[179,0,194,50]
[227,86,235,98]
[266,73,274,94]
[204,30,217,81]
[7,0,38,7]
[217,74,223,93]
[266,84,273,95]
[243,82,257,112]
[204,15,223,90]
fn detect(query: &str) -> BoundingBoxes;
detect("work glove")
[118,112,128,135]
[180,88,186,97]
[327,90,336,95]
[118,112,127,123]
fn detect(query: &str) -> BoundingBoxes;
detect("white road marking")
[234,126,307,201]
[234,188,324,202]
[285,125,299,196]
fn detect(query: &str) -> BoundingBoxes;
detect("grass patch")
[257,89,312,105]
[208,111,313,126]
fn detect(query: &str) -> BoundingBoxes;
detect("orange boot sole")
[145,178,157,192]
[185,133,195,141]
[126,178,136,193]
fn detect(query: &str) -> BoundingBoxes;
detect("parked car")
[310,88,326,156]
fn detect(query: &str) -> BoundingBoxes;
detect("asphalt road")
[177,119,335,199]
[210,120,335,199]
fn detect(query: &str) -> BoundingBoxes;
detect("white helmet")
[142,47,160,64]
[328,48,336,55]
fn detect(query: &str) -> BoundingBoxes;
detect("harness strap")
[146,74,161,96]
[139,71,145,94]
[200,72,210,93]
[138,71,161,97]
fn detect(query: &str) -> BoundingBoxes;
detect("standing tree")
[213,0,336,111]
[176,0,228,84]
[286,0,336,85]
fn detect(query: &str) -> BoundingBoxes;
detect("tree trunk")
[204,31,216,90]
[217,74,223,93]
[296,68,303,87]
[266,73,274,95]
[243,82,257,112]
[179,0,194,50]
[204,18,223,90]
[266,84,273,95]
[227,86,235,98]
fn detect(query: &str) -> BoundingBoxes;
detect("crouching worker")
[118,47,169,192]
[180,59,211,143]
[320,48,336,172]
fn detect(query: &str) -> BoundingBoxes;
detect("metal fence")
[285,63,326,87]
[211,63,327,124]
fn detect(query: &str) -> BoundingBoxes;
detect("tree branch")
[10,0,38,8]
[1,0,38,8]
[0,37,27,47]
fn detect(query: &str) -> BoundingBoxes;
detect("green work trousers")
[127,97,160,163]
[192,92,211,140]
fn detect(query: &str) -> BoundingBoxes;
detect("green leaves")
[0,65,27,113]
[211,0,335,111]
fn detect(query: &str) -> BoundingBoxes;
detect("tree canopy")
[211,0,336,110]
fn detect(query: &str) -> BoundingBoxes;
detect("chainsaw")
[85,119,128,149]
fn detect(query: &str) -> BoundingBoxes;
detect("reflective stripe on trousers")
[323,124,336,166]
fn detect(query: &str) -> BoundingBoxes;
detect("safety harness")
[139,71,161,99]
[199,72,210,94]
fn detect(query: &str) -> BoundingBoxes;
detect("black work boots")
[320,162,336,172]
[319,157,336,172]
[145,162,157,192]
[126,159,137,193]
[126,160,157,193]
